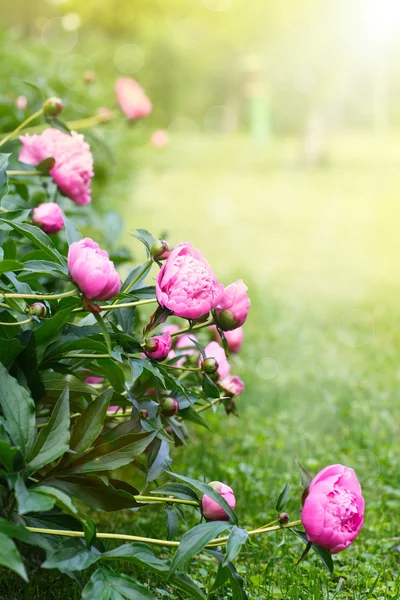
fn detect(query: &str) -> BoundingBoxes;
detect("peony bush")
[0,79,365,598]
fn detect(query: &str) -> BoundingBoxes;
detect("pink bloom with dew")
[301,464,364,554]
[156,242,223,320]
[68,238,121,301]
[19,128,94,206]
[115,78,152,120]
[202,481,236,521]
[32,202,64,234]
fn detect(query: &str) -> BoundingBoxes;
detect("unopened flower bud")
[139,409,149,419]
[29,302,47,317]
[201,481,236,521]
[43,97,63,117]
[151,239,170,260]
[161,397,179,416]
[202,357,219,375]
[279,512,289,524]
[83,71,96,85]
[215,309,238,332]
[144,332,172,361]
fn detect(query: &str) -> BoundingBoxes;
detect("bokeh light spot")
[256,357,280,380]
[205,105,237,134]
[59,55,95,92]
[114,44,145,74]
[41,16,78,53]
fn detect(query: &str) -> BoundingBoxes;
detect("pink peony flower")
[144,331,172,361]
[202,481,236,521]
[32,202,64,234]
[151,129,169,148]
[16,96,28,111]
[215,280,250,331]
[220,374,244,397]
[85,376,104,385]
[214,325,244,353]
[115,77,152,120]
[301,464,364,554]
[203,341,230,380]
[19,128,94,206]
[156,243,223,320]
[68,238,121,301]
[108,405,120,413]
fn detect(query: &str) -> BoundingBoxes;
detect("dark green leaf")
[15,474,55,515]
[178,407,210,430]
[0,154,10,201]
[295,459,313,490]
[291,529,334,574]
[0,259,23,274]
[202,374,221,399]
[165,505,179,541]
[0,517,52,550]
[43,538,100,571]
[28,386,70,471]
[167,472,237,524]
[64,216,83,245]
[0,531,27,581]
[146,438,172,484]
[275,482,290,512]
[69,390,111,455]
[130,228,156,255]
[44,115,71,135]
[0,362,35,457]
[0,440,19,471]
[0,220,65,265]
[35,306,76,352]
[37,157,56,174]
[170,521,230,574]
[152,483,199,503]
[223,526,248,566]
[82,567,156,600]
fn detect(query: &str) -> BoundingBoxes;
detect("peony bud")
[83,71,96,85]
[215,280,250,331]
[161,397,179,416]
[279,512,289,524]
[43,97,64,117]
[144,331,172,361]
[29,302,47,317]
[151,239,170,260]
[202,357,219,375]
[139,409,149,419]
[16,96,28,111]
[85,376,104,385]
[32,202,64,234]
[201,481,236,521]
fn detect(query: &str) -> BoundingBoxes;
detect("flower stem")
[73,297,157,314]
[134,495,199,506]
[163,364,202,373]
[170,319,215,338]
[25,520,303,548]
[0,108,44,148]
[0,316,32,326]
[0,288,78,301]
[6,170,44,177]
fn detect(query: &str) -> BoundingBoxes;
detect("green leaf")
[97,358,125,393]
[167,472,237,524]
[44,476,140,511]
[0,220,65,265]
[223,526,248,566]
[0,362,35,457]
[0,259,23,274]
[93,312,112,353]
[42,538,100,571]
[28,386,70,471]
[82,568,156,600]
[207,549,248,599]
[44,115,71,135]
[0,154,10,201]
[210,563,230,592]
[0,517,52,550]
[64,216,83,245]
[37,157,56,174]
[66,431,158,473]
[14,475,55,515]
[152,483,199,503]
[146,438,172,483]
[102,543,205,600]
[20,259,69,278]
[275,482,290,512]
[202,373,221,399]
[291,529,334,574]
[69,390,111,455]
[130,228,156,255]
[33,485,95,546]
[0,531,27,581]
[178,407,210,430]
[165,505,179,541]
[0,439,19,471]
[295,459,313,490]
[170,521,230,574]
[35,306,76,351]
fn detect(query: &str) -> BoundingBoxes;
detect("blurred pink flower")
[85,376,104,385]
[97,107,113,122]
[156,242,223,320]
[203,341,230,380]
[68,238,121,301]
[151,129,169,148]
[301,464,364,554]
[32,202,64,234]
[220,375,244,397]
[202,481,236,521]
[19,128,94,206]
[16,96,28,111]
[115,77,152,120]
[214,325,244,353]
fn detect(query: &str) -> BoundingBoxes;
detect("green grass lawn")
[4,132,400,598]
